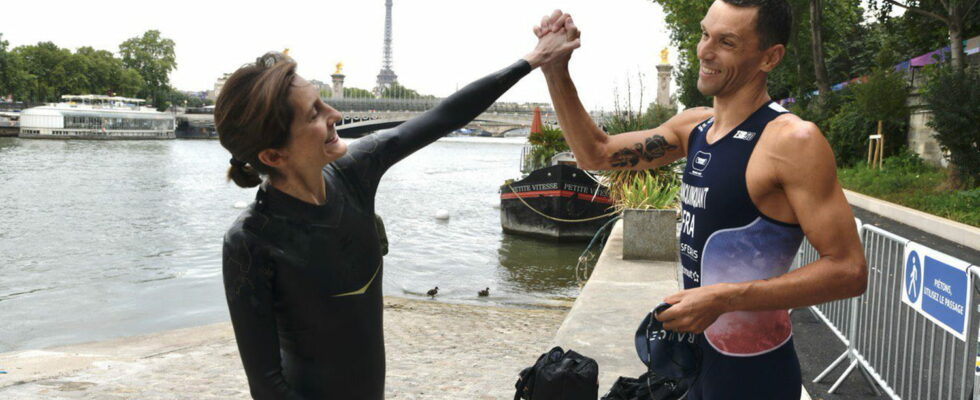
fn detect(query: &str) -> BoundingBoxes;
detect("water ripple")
[0,137,581,352]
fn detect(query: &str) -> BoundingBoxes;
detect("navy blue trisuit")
[222,60,532,399]
[677,101,805,399]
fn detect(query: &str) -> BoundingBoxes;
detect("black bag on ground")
[601,370,688,400]
[514,346,599,400]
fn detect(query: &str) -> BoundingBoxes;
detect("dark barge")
[175,110,217,139]
[500,160,615,241]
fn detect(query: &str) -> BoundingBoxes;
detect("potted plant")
[607,163,682,261]
[524,124,570,172]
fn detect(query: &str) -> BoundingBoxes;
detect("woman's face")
[281,75,347,171]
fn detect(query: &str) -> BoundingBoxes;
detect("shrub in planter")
[525,124,570,171]
[608,168,682,261]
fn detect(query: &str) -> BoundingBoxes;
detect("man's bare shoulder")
[671,106,715,127]
[762,113,836,181]
[764,113,826,152]
[663,106,714,140]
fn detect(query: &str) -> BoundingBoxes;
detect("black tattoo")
[609,135,679,167]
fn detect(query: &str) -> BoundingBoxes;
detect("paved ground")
[0,297,567,399]
[793,308,888,400]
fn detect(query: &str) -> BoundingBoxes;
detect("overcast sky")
[2,0,677,110]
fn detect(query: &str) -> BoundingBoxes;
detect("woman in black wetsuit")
[215,32,577,398]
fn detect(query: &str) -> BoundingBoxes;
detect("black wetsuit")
[222,60,532,399]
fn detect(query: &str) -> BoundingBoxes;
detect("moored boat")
[19,95,175,140]
[0,113,18,137]
[176,109,217,139]
[500,156,615,241]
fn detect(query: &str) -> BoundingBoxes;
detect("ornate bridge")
[327,97,610,138]
[328,97,554,137]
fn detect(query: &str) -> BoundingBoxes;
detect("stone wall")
[907,90,948,168]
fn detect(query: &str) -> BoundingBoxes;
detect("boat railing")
[519,144,548,174]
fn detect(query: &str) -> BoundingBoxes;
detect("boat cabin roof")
[61,95,146,104]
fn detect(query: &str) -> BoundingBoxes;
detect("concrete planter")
[622,208,679,261]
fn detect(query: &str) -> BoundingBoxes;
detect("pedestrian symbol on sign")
[906,250,922,303]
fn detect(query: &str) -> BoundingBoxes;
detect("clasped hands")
[525,10,581,70]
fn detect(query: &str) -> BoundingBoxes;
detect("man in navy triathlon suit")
[532,1,868,398]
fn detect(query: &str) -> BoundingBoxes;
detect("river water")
[0,136,586,352]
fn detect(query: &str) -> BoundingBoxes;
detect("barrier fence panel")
[849,225,977,400]
[850,225,909,399]
[974,268,980,400]
[795,221,980,399]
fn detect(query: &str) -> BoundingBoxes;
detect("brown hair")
[216,52,298,188]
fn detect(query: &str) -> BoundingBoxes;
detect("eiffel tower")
[374,0,398,96]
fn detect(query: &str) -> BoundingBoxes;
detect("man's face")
[696,1,775,97]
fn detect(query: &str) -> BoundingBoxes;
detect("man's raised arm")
[535,12,710,171]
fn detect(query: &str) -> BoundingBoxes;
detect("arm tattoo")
[609,135,679,167]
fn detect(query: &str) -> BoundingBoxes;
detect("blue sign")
[902,242,973,341]
[921,255,968,334]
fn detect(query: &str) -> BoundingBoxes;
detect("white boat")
[19,95,175,140]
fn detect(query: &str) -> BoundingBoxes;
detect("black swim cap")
[634,302,701,382]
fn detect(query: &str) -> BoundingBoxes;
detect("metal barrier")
[793,221,980,399]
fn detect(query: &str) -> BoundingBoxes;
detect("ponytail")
[216,51,297,189]
[227,162,262,188]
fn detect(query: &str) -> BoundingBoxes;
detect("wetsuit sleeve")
[342,59,532,194]
[223,231,305,400]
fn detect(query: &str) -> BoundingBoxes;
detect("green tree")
[343,87,375,99]
[380,82,421,99]
[850,68,910,155]
[119,30,176,109]
[116,68,144,98]
[769,0,867,101]
[0,33,26,99]
[644,103,678,128]
[74,46,142,97]
[55,52,90,96]
[13,42,73,102]
[920,65,980,188]
[822,68,910,166]
[871,0,980,70]
[167,88,208,108]
[851,69,909,126]
[809,0,831,100]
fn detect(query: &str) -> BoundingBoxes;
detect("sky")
[1,0,677,111]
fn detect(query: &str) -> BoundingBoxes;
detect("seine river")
[0,136,585,352]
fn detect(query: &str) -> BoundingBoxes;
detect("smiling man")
[534,1,867,398]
